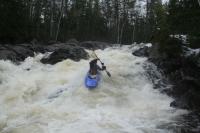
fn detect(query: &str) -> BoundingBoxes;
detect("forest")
[0,0,199,47]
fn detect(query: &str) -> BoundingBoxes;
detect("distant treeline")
[0,0,200,46]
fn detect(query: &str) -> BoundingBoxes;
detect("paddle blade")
[106,71,111,77]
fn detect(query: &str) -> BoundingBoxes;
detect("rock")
[132,46,150,57]
[0,41,109,63]
[66,43,78,47]
[11,45,34,61]
[149,41,200,112]
[80,41,110,50]
[41,46,88,65]
[47,40,60,45]
[149,43,165,59]
[46,43,75,52]
[66,38,79,45]
[30,39,38,45]
[0,49,18,62]
[18,43,34,50]
[0,44,34,62]
[170,87,200,110]
[0,45,7,50]
[170,97,190,109]
[32,44,47,53]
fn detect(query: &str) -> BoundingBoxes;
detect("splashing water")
[0,45,187,133]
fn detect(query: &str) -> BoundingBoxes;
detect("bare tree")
[50,0,55,39]
[29,0,34,21]
[55,0,65,41]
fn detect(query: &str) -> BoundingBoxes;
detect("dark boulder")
[10,45,34,61]
[45,43,79,52]
[34,42,79,53]
[80,41,110,50]
[149,42,200,112]
[32,44,47,53]
[66,39,79,47]
[0,49,18,62]
[47,40,60,45]
[0,45,7,50]
[41,46,88,65]
[170,97,190,110]
[30,39,47,53]
[147,41,200,131]
[132,46,150,57]
[0,41,110,64]
[46,43,66,52]
[0,44,34,62]
[170,88,200,110]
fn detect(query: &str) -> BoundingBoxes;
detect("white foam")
[0,45,187,133]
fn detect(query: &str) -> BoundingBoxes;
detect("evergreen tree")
[0,0,30,43]
[168,0,200,48]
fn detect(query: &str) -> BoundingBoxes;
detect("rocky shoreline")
[133,43,200,132]
[133,43,200,111]
[0,40,111,65]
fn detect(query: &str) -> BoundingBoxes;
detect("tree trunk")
[50,0,55,39]
[132,23,135,43]
[119,21,125,44]
[35,0,42,39]
[198,0,200,7]
[29,0,33,20]
[55,0,65,41]
[117,19,120,44]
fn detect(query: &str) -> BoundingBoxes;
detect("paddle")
[93,51,111,77]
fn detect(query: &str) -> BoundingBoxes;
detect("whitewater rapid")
[0,45,187,133]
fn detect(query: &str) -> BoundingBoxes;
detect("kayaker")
[89,58,106,78]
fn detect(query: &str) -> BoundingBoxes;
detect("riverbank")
[0,40,112,65]
[133,42,200,132]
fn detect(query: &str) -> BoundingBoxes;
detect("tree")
[0,0,30,43]
[55,0,65,41]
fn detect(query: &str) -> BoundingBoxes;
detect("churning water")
[0,45,187,133]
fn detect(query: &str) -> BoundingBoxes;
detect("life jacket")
[89,59,99,75]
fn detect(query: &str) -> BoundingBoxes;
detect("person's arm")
[97,65,102,71]
[102,65,106,70]
[97,64,106,71]
[100,62,106,71]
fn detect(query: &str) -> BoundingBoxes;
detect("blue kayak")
[85,72,101,89]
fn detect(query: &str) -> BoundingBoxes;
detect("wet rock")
[0,49,18,62]
[47,40,60,45]
[132,46,150,57]
[149,42,200,112]
[66,39,79,47]
[153,56,200,111]
[10,45,34,61]
[170,88,200,110]
[0,41,109,63]
[32,44,47,53]
[65,42,78,47]
[80,41,111,50]
[0,45,7,50]
[148,42,200,132]
[41,46,88,65]
[171,77,200,109]
[46,43,67,52]
[0,44,34,62]
[45,43,83,52]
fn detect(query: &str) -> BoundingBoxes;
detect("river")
[0,45,187,133]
